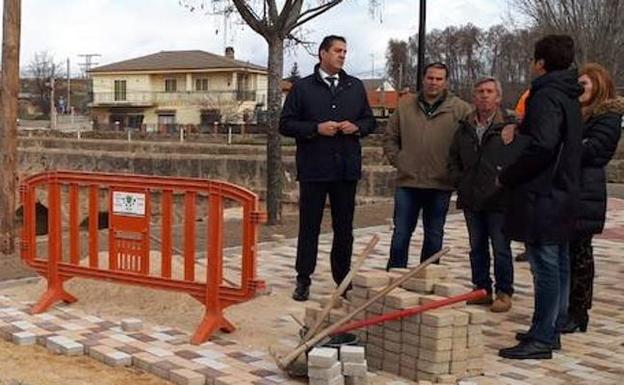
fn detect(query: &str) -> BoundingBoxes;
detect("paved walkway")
[1,199,624,385]
[254,198,624,385]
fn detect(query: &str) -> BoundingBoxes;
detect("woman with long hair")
[564,63,623,333]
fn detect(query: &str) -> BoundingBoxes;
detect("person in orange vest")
[515,89,530,120]
[513,88,531,263]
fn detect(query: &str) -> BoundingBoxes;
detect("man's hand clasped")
[501,124,516,145]
[318,121,359,136]
[338,121,359,134]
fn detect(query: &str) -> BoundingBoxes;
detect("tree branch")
[267,0,279,26]
[292,0,343,30]
[276,0,298,33]
[280,0,304,35]
[285,31,316,55]
[231,0,268,35]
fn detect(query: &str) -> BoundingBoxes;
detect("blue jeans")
[525,243,570,345]
[464,210,514,295]
[387,187,452,269]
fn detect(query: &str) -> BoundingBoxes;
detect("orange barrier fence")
[20,170,266,344]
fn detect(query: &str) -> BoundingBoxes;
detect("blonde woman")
[564,63,623,333]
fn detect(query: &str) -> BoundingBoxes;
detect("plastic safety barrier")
[20,170,266,344]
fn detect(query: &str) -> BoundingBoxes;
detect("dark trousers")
[525,243,570,345]
[295,180,357,287]
[569,235,594,319]
[464,210,514,295]
[387,187,452,269]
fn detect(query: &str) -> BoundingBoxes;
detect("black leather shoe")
[340,284,353,300]
[515,332,560,350]
[561,314,589,334]
[499,340,553,359]
[292,283,310,302]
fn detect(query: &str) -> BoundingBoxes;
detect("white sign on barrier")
[112,191,146,216]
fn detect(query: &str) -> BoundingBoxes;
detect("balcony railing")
[92,92,154,105]
[92,90,261,106]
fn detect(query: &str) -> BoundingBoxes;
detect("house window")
[165,79,177,92]
[195,78,208,91]
[128,115,144,129]
[114,80,126,101]
[236,73,254,101]
[200,109,221,128]
[158,112,176,133]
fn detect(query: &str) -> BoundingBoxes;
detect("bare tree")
[457,24,484,87]
[286,61,301,81]
[26,51,60,117]
[484,24,537,104]
[413,25,479,98]
[183,0,381,225]
[392,23,535,106]
[199,92,245,128]
[385,39,411,90]
[513,0,624,83]
[1,0,21,254]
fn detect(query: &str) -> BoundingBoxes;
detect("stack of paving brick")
[302,265,486,384]
[382,286,420,376]
[303,297,349,333]
[340,345,368,385]
[308,346,369,385]
[350,270,390,370]
[308,347,344,385]
[463,308,486,377]
[303,302,328,331]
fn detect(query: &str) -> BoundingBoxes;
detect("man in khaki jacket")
[384,63,472,268]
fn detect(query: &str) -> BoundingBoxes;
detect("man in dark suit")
[279,35,376,301]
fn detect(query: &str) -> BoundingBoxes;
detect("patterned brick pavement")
[0,198,623,384]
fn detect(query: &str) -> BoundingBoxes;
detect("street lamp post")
[416,0,426,91]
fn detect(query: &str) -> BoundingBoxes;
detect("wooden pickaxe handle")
[303,234,379,341]
[275,247,449,371]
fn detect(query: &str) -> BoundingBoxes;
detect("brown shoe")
[467,292,493,305]
[491,293,512,313]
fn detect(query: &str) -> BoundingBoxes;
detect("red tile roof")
[89,50,266,73]
[367,90,412,109]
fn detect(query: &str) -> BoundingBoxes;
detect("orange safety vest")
[515,89,530,120]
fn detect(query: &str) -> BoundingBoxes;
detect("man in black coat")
[498,35,584,359]
[279,35,376,301]
[448,76,524,313]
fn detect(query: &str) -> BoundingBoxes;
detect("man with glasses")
[384,63,472,268]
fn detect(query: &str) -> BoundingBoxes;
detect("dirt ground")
[0,201,401,385]
[259,200,395,241]
[0,339,170,385]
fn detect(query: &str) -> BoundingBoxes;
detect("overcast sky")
[7,0,517,78]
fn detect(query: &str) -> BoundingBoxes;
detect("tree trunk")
[265,36,284,225]
[0,0,21,254]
